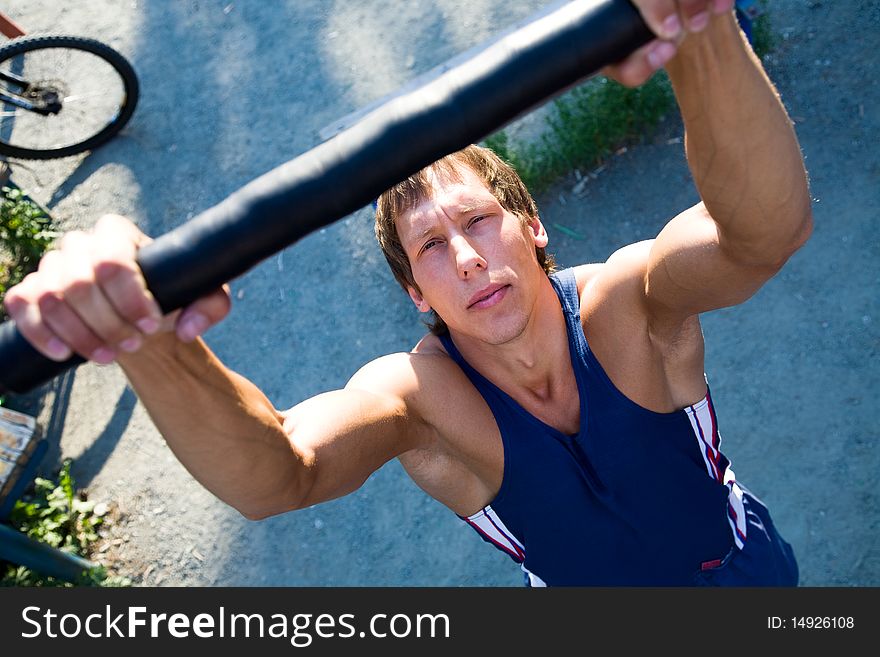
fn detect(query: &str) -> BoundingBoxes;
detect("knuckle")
[4,276,38,312]
[64,277,96,303]
[682,5,704,21]
[96,213,122,228]
[97,213,150,246]
[3,276,26,299]
[37,248,61,271]
[36,290,64,314]
[98,213,131,228]
[640,1,680,39]
[644,1,672,20]
[58,230,86,249]
[13,271,33,288]
[2,290,25,316]
[93,258,133,285]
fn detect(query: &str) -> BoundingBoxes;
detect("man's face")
[396,164,549,345]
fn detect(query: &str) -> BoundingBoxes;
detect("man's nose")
[451,235,487,279]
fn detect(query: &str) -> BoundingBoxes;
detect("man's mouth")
[468,284,510,309]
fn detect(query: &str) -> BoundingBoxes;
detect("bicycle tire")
[0,34,139,159]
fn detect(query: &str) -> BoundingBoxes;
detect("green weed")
[484,73,675,193]
[0,185,60,321]
[1,459,130,587]
[482,5,777,193]
[751,10,775,59]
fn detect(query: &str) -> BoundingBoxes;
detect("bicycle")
[0,9,139,160]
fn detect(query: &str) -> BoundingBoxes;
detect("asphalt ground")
[3,0,878,586]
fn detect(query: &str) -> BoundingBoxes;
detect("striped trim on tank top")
[462,506,548,586]
[684,391,747,550]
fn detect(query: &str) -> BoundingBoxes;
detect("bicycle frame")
[0,10,26,39]
[0,10,42,115]
[0,69,60,116]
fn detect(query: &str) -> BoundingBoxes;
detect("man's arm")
[117,337,429,520]
[601,10,812,323]
[4,216,431,521]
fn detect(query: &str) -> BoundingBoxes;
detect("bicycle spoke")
[0,37,137,157]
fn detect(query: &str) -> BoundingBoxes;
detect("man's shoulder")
[569,245,702,353]
[570,262,605,296]
[345,338,492,476]
[345,339,461,404]
[572,241,659,315]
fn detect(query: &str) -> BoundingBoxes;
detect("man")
[5,1,811,585]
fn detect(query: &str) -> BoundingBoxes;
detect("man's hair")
[374,144,556,334]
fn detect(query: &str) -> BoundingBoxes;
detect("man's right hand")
[3,214,230,364]
[602,0,736,88]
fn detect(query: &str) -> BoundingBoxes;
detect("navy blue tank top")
[438,268,798,586]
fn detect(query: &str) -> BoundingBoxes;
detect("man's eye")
[469,215,485,226]
[422,239,439,252]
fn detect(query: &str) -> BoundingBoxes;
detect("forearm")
[117,334,308,519]
[665,12,812,264]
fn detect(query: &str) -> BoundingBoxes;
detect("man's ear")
[528,216,549,248]
[407,286,432,313]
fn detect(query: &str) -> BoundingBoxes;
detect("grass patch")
[0,192,128,586]
[1,459,131,587]
[482,5,776,193]
[751,9,776,59]
[0,185,60,322]
[484,73,675,194]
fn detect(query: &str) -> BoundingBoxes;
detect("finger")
[3,274,73,362]
[93,257,162,336]
[603,39,678,88]
[54,232,139,357]
[40,287,115,364]
[37,244,119,363]
[711,0,735,16]
[677,0,712,33]
[90,218,163,335]
[95,213,152,248]
[175,285,232,343]
[632,0,683,41]
[43,220,155,357]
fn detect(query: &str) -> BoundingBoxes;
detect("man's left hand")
[602,0,736,87]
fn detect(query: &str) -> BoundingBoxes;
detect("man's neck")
[449,275,572,404]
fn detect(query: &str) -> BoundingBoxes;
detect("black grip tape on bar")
[0,0,652,395]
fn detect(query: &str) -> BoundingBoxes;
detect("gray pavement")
[4,0,878,586]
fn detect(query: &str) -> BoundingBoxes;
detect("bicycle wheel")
[0,35,139,160]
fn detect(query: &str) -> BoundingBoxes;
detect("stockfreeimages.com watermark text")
[21,605,450,646]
